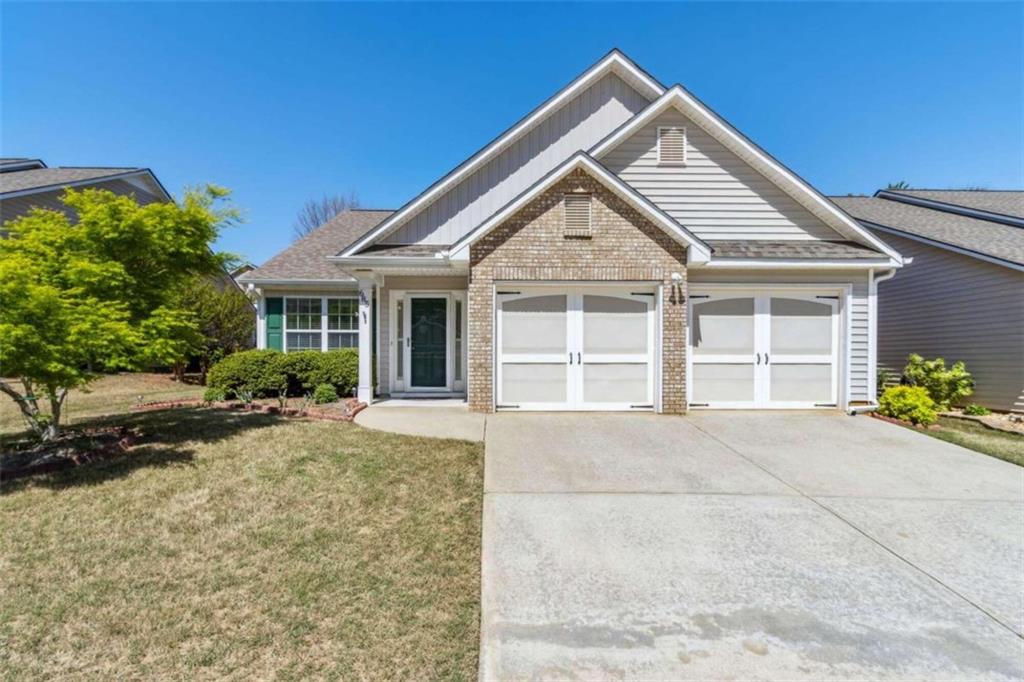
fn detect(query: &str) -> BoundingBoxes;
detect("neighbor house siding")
[468,168,690,414]
[602,109,844,241]
[384,73,651,245]
[688,269,871,403]
[872,233,1024,412]
[0,178,163,225]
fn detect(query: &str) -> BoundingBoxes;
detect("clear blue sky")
[3,2,1021,265]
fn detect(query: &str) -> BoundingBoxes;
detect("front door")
[688,290,839,408]
[410,297,447,388]
[495,288,655,410]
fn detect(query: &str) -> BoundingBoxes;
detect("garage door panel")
[501,363,567,404]
[583,363,648,404]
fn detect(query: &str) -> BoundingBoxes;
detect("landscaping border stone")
[131,397,367,422]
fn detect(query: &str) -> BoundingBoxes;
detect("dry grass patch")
[1,382,483,679]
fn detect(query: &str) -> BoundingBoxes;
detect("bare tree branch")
[293,192,360,240]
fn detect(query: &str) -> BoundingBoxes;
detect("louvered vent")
[563,194,592,237]
[658,126,686,165]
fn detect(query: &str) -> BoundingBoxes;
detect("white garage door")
[496,288,655,410]
[688,290,839,409]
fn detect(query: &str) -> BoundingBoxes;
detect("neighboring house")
[239,50,904,413]
[0,158,171,224]
[832,190,1024,412]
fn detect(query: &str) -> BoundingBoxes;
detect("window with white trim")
[657,126,686,165]
[563,194,592,237]
[284,296,358,351]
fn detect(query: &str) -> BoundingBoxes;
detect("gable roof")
[447,151,711,263]
[875,189,1024,227]
[340,50,665,257]
[239,209,395,283]
[0,166,170,200]
[590,85,903,264]
[830,195,1024,270]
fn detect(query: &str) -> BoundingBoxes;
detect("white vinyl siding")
[603,109,845,241]
[872,233,1024,412]
[689,269,871,403]
[385,73,651,245]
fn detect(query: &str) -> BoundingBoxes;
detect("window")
[284,296,358,352]
[563,194,592,237]
[657,126,686,165]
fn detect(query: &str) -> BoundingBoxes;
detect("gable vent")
[563,194,592,237]
[658,126,687,165]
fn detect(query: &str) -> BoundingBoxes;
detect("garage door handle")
[766,354,770,364]
[756,353,761,365]
[577,352,581,365]
[568,352,573,365]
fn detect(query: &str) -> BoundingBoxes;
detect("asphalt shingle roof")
[831,196,1024,267]
[707,240,886,259]
[357,243,449,257]
[883,190,1024,219]
[238,210,394,282]
[0,167,139,195]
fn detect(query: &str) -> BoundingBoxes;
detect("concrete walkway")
[353,402,485,442]
[482,412,1024,680]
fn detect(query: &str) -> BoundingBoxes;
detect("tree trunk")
[0,379,48,439]
[46,388,67,441]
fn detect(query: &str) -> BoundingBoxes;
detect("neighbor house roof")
[0,166,169,198]
[875,189,1024,227]
[239,210,395,283]
[831,195,1024,268]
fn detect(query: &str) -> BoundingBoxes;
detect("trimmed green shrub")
[203,386,227,402]
[963,404,991,416]
[902,354,973,410]
[878,386,938,426]
[206,349,287,399]
[312,383,339,405]
[206,348,359,399]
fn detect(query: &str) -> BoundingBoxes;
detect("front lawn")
[1,375,483,679]
[925,416,1024,467]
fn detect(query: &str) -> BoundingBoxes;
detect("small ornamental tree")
[0,185,238,440]
[179,277,256,380]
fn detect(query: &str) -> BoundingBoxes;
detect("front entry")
[496,287,656,410]
[410,297,447,388]
[687,288,840,408]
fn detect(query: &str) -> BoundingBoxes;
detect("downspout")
[849,267,898,414]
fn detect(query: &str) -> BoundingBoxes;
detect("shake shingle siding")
[874,233,1024,412]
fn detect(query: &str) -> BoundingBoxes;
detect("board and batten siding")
[602,109,845,241]
[873,233,1024,412]
[688,269,872,403]
[384,73,651,245]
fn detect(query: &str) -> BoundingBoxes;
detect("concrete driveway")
[481,412,1024,680]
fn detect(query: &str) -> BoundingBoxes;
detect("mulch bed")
[869,412,941,430]
[1,426,138,480]
[132,397,367,422]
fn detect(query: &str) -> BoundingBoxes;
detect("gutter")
[853,267,899,415]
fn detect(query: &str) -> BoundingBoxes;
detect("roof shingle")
[831,196,1024,267]
[707,240,886,260]
[238,210,394,282]
[0,167,139,194]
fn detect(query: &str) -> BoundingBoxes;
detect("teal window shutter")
[265,297,283,350]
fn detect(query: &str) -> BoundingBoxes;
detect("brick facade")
[468,168,689,413]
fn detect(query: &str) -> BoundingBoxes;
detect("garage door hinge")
[630,292,656,297]
[816,295,840,300]
[630,403,654,409]
[814,403,838,407]
[497,291,521,295]
[689,402,709,407]
[689,295,710,300]
[496,404,520,409]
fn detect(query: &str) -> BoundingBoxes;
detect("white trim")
[867,268,897,400]
[861,221,1024,272]
[387,289,467,395]
[239,278,358,287]
[328,255,456,268]
[590,86,904,264]
[0,169,171,201]
[656,125,687,166]
[449,152,711,262]
[256,297,267,350]
[704,259,897,269]
[340,51,664,257]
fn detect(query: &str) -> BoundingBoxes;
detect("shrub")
[206,348,359,399]
[203,386,227,402]
[878,386,938,426]
[963,404,991,416]
[206,349,287,399]
[312,383,339,405]
[901,354,973,410]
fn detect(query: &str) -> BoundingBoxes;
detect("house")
[238,50,904,413]
[0,158,171,224]
[832,190,1023,412]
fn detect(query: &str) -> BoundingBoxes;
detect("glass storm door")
[409,297,447,388]
[689,292,839,408]
[496,289,654,410]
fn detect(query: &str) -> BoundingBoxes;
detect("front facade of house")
[239,51,903,413]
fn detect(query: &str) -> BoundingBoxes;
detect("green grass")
[1,374,483,680]
[925,416,1024,467]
